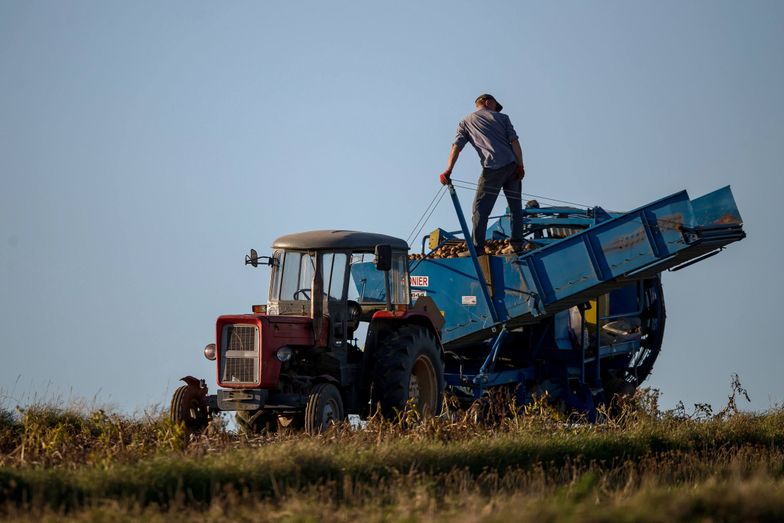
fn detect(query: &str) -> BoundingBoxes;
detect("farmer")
[439,94,525,254]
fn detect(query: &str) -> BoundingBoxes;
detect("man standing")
[439,94,525,254]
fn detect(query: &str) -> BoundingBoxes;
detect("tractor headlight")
[275,346,293,362]
[204,343,217,361]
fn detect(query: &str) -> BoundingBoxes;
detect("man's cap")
[475,93,503,112]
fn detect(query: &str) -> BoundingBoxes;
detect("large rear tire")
[170,385,209,433]
[304,383,344,434]
[371,324,444,418]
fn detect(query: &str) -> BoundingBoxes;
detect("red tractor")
[170,230,444,434]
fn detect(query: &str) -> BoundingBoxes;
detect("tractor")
[171,231,444,434]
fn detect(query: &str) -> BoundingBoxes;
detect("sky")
[1,0,782,414]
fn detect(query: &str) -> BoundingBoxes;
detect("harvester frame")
[397,183,743,413]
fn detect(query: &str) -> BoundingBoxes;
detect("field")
[1,385,783,522]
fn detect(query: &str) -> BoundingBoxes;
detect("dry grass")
[1,386,782,521]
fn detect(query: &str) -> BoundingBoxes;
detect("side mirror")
[245,249,259,267]
[245,249,276,267]
[374,244,392,271]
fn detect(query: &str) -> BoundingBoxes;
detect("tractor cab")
[263,230,411,349]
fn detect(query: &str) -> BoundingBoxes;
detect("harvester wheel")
[304,383,344,434]
[371,325,444,419]
[235,410,278,436]
[170,385,209,434]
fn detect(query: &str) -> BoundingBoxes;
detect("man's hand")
[439,169,452,185]
[514,164,525,181]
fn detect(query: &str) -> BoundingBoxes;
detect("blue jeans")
[471,162,523,251]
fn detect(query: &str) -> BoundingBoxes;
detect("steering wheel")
[293,288,311,300]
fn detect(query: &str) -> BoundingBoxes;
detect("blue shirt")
[453,109,519,169]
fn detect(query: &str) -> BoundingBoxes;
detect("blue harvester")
[354,184,745,414]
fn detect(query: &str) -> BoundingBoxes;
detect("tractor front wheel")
[170,385,209,434]
[304,383,344,434]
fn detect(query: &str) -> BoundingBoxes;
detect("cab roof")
[272,230,409,251]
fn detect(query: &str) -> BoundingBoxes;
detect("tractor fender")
[312,374,341,387]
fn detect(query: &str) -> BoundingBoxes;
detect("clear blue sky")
[1,1,782,413]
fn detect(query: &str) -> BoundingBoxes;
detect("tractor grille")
[220,324,260,384]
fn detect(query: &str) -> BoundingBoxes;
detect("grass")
[1,387,783,521]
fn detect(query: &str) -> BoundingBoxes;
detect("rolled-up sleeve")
[504,115,519,143]
[453,120,469,150]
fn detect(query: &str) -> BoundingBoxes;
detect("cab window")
[278,251,315,301]
[326,253,348,300]
[390,251,409,304]
[347,250,409,305]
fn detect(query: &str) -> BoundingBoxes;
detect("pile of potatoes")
[409,239,536,260]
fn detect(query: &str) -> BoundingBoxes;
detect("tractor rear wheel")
[170,385,209,433]
[304,383,344,434]
[371,325,444,418]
